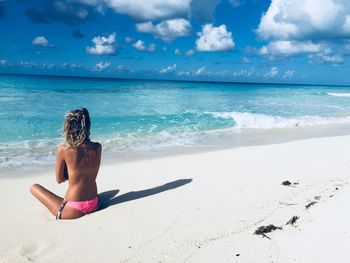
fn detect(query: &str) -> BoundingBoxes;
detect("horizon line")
[0,72,348,88]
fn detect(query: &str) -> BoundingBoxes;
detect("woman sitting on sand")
[30,108,102,220]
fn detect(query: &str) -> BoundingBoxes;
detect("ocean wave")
[327,92,350,97]
[3,112,350,171]
[209,111,350,129]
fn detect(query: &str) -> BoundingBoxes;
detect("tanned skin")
[30,140,102,219]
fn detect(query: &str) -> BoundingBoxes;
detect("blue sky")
[0,0,350,85]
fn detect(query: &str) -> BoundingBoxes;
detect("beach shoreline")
[1,134,350,262]
[3,122,350,178]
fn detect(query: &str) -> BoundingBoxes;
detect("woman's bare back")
[57,141,102,201]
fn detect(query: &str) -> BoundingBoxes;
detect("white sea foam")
[3,112,350,171]
[327,92,350,97]
[210,112,350,129]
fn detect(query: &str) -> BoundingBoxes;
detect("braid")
[63,108,91,149]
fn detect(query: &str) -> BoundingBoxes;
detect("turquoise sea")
[1,74,350,171]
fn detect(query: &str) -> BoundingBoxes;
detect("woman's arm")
[56,145,68,184]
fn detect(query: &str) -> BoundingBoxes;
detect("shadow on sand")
[98,178,192,211]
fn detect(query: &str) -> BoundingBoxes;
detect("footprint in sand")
[18,242,50,261]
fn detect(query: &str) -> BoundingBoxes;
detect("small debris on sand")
[235,254,240,257]
[286,216,299,226]
[305,201,317,209]
[254,224,282,239]
[314,195,321,200]
[282,180,292,186]
[293,182,299,185]
[335,187,339,190]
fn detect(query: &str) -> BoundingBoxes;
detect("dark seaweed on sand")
[286,216,299,225]
[305,201,317,209]
[254,224,282,238]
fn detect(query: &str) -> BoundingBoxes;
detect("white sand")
[1,135,350,262]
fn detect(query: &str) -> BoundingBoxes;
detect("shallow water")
[1,74,350,172]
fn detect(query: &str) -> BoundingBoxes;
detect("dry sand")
[1,135,350,262]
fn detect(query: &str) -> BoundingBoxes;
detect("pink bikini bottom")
[66,196,99,214]
[56,196,99,219]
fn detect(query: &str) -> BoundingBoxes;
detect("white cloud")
[20,61,37,68]
[256,0,350,59]
[124,36,132,43]
[61,62,82,69]
[136,18,192,42]
[174,48,194,56]
[233,69,253,77]
[174,48,182,55]
[196,24,235,52]
[257,0,350,41]
[94,61,111,71]
[105,0,190,20]
[32,36,49,47]
[259,40,322,56]
[185,49,194,56]
[86,33,116,55]
[264,67,278,78]
[283,70,295,79]
[0,59,7,65]
[178,70,191,76]
[132,40,156,52]
[309,51,343,64]
[160,64,177,74]
[195,66,206,75]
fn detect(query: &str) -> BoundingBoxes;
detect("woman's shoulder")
[88,141,102,151]
[57,144,67,152]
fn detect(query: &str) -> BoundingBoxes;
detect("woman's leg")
[30,184,84,219]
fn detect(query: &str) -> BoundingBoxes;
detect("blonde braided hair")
[63,108,91,149]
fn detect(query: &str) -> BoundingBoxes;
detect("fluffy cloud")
[24,0,103,24]
[32,36,50,47]
[185,49,195,56]
[309,49,344,64]
[256,0,350,60]
[86,33,116,55]
[94,61,111,71]
[174,48,182,55]
[160,64,176,74]
[174,48,195,56]
[132,40,156,52]
[257,0,350,41]
[0,59,7,65]
[136,18,192,42]
[105,0,190,20]
[196,24,235,52]
[259,40,322,56]
[23,0,222,24]
[124,36,132,43]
